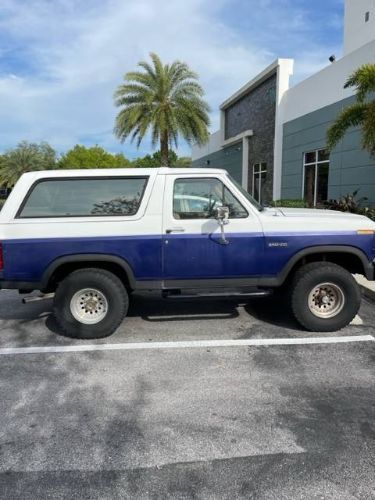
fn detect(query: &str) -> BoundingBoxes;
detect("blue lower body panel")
[1,231,373,283]
[2,235,162,282]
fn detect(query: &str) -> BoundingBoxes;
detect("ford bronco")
[0,167,374,338]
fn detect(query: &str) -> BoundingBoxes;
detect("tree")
[131,150,191,168]
[59,145,130,169]
[114,52,210,166]
[327,63,375,156]
[0,141,57,187]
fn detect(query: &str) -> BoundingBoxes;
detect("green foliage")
[0,141,57,187]
[327,63,375,155]
[114,52,210,166]
[59,145,130,169]
[325,190,375,221]
[271,199,308,208]
[360,206,375,222]
[132,150,191,168]
[324,190,368,212]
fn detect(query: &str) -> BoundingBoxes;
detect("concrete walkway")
[355,274,375,302]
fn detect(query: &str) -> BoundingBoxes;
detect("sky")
[0,0,344,158]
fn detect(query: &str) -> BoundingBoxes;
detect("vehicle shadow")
[0,290,303,339]
[128,293,240,323]
[244,297,301,331]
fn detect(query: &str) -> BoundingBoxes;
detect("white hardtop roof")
[21,167,228,180]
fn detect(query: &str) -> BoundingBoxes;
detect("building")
[192,0,375,206]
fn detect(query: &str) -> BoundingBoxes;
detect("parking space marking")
[0,335,373,355]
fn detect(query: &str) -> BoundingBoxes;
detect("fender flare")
[277,245,373,283]
[41,254,137,289]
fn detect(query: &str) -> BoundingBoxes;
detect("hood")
[277,207,367,219]
[261,206,370,221]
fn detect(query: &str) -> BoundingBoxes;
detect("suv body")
[0,167,374,338]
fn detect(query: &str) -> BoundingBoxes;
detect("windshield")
[226,174,264,212]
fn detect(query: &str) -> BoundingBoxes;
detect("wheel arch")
[41,254,137,291]
[279,245,373,284]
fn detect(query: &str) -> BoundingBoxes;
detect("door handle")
[166,227,185,234]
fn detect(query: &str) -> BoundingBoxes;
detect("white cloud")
[0,0,342,157]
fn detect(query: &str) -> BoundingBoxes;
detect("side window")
[18,177,148,218]
[173,178,247,219]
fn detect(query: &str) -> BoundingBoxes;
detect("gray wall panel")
[191,143,243,184]
[281,96,375,204]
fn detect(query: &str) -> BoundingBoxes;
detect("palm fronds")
[114,53,210,166]
[327,63,375,155]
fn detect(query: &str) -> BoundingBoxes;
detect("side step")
[162,289,272,300]
[22,293,55,304]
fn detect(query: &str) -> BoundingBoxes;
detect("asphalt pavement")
[0,290,374,499]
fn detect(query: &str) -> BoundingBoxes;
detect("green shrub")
[360,207,375,221]
[271,199,308,208]
[325,191,375,221]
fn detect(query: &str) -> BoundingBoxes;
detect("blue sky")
[0,0,344,158]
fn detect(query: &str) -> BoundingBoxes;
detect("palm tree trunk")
[160,131,169,167]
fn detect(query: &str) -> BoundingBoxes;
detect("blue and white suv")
[0,167,374,338]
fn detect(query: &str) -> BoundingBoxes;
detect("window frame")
[302,149,330,207]
[252,163,267,204]
[172,176,249,221]
[16,175,149,219]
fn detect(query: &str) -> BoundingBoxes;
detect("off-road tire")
[54,268,129,339]
[291,262,361,332]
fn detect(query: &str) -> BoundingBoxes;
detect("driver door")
[162,174,264,282]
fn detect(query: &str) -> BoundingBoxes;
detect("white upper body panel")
[0,168,374,240]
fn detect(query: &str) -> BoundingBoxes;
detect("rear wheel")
[54,268,129,339]
[291,262,361,332]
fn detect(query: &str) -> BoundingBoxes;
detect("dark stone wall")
[224,74,277,203]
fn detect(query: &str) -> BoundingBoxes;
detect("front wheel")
[291,262,361,332]
[54,268,129,339]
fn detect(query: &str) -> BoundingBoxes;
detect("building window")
[252,163,267,204]
[303,149,330,207]
[365,11,370,22]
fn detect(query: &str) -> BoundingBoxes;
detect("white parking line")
[0,335,373,355]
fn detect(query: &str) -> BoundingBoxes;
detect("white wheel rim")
[308,282,345,319]
[70,288,108,325]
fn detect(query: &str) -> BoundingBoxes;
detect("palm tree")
[327,63,375,156]
[0,141,57,187]
[114,53,210,166]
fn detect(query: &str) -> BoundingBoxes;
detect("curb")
[355,275,375,303]
[360,284,375,302]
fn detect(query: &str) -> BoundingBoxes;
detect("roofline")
[220,58,293,110]
[20,167,229,178]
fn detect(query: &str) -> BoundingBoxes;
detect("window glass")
[252,163,267,204]
[19,177,148,218]
[253,173,260,203]
[318,149,330,162]
[173,178,247,219]
[304,151,316,164]
[304,164,316,207]
[316,163,329,204]
[303,149,330,206]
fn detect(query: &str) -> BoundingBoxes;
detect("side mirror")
[214,206,230,245]
[214,205,229,221]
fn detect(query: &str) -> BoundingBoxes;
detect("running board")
[22,293,55,304]
[162,290,272,300]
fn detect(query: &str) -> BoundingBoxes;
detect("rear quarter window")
[17,177,148,218]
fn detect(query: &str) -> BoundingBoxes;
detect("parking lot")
[0,290,374,499]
